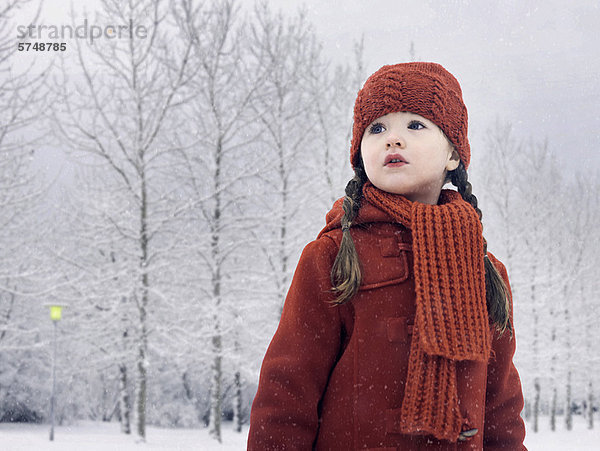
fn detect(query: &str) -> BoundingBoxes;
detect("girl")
[247,62,526,450]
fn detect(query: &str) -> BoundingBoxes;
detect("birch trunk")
[209,325,222,442]
[119,363,131,434]
[233,369,242,433]
[208,134,224,442]
[232,333,242,433]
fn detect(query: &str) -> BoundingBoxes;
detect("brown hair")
[329,157,512,337]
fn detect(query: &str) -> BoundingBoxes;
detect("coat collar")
[316,196,396,239]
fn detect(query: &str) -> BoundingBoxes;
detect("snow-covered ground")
[0,416,598,450]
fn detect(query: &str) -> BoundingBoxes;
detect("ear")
[446,148,460,171]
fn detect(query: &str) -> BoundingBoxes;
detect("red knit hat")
[350,62,471,170]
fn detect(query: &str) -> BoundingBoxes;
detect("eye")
[368,122,385,134]
[408,120,425,130]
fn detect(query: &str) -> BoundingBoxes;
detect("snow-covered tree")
[169,0,270,441]
[0,0,53,424]
[50,0,194,439]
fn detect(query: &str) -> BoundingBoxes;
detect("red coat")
[248,199,527,450]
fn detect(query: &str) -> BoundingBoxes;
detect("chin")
[373,181,408,195]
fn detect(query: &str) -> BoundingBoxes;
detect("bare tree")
[170,0,270,441]
[474,119,546,429]
[582,175,600,430]
[50,0,194,440]
[0,0,54,423]
[43,167,140,432]
[304,36,364,208]
[476,115,600,431]
[518,137,562,432]
[544,154,565,432]
[580,173,599,430]
[558,172,596,431]
[246,1,325,318]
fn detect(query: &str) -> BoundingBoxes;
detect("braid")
[329,163,369,305]
[449,161,512,337]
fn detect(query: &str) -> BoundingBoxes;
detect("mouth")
[384,153,408,166]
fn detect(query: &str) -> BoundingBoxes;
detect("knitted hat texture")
[350,62,471,170]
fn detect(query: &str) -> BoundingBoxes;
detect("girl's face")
[360,111,460,205]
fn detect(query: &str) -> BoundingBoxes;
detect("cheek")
[360,147,378,175]
[359,141,371,164]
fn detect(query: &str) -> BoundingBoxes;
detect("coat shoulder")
[303,232,341,268]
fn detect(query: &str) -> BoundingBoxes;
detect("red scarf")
[361,181,491,442]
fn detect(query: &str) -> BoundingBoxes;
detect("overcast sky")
[13,0,600,182]
[267,0,600,179]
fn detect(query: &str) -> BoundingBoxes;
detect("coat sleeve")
[483,252,527,450]
[247,236,342,450]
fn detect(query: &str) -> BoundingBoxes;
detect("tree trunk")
[119,363,131,434]
[533,377,540,433]
[530,252,540,433]
[587,380,594,430]
[565,370,572,430]
[564,281,572,431]
[136,170,150,441]
[233,369,242,433]
[550,383,557,431]
[232,330,242,433]
[209,322,222,442]
[136,315,148,440]
[277,121,289,318]
[583,279,594,430]
[209,136,223,442]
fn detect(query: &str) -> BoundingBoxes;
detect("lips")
[384,153,408,165]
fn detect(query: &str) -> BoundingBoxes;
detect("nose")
[386,140,403,148]
[385,132,405,148]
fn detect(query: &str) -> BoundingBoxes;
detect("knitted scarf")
[361,181,491,442]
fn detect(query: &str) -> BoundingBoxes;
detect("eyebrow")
[369,113,430,126]
[406,112,427,121]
